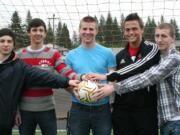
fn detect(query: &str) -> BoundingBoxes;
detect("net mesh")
[0,0,180,48]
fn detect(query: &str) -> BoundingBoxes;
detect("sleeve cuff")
[114,83,121,96]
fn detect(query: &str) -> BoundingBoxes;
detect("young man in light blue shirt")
[65,16,116,135]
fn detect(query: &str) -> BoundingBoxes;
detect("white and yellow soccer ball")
[77,80,98,103]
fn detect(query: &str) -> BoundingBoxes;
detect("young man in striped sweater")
[15,18,81,135]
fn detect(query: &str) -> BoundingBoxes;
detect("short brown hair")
[27,18,47,32]
[0,28,15,46]
[123,13,144,29]
[79,16,98,30]
[156,23,175,38]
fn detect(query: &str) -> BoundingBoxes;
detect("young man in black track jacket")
[111,40,159,135]
[89,13,160,135]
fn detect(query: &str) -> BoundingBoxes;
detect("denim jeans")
[69,102,112,135]
[19,109,57,135]
[160,120,180,135]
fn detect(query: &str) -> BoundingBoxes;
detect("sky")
[0,0,180,37]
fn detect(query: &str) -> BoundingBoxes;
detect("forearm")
[107,44,160,81]
[116,43,160,77]
[25,64,70,88]
[114,53,180,95]
[56,63,79,80]
[114,72,156,95]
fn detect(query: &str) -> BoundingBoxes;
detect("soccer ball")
[77,80,98,103]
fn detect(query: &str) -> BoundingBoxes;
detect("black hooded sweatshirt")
[0,51,70,129]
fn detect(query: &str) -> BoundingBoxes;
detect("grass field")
[13,130,159,135]
[13,131,67,135]
[12,130,103,135]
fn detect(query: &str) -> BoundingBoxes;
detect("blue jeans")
[19,109,57,135]
[69,102,112,135]
[160,120,180,135]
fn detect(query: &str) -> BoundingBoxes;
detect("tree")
[24,10,32,46]
[94,15,98,23]
[96,15,106,44]
[45,22,54,44]
[144,16,157,42]
[120,13,125,27]
[104,12,113,46]
[26,10,32,27]
[55,21,63,47]
[160,15,165,23]
[61,24,72,49]
[170,19,180,39]
[119,13,126,47]
[10,11,26,48]
[72,31,79,47]
[112,17,121,46]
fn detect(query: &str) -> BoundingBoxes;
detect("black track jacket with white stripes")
[112,40,160,111]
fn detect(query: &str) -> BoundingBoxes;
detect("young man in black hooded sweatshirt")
[0,28,79,135]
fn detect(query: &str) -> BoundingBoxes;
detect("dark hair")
[27,18,47,32]
[79,16,98,30]
[0,28,15,46]
[156,23,175,38]
[123,13,144,29]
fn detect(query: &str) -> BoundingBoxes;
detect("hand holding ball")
[77,80,99,103]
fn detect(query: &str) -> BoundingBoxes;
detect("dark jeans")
[112,109,158,135]
[0,127,12,135]
[160,120,180,135]
[69,102,112,135]
[19,109,57,135]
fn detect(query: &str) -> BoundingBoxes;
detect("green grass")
[13,131,67,135]
[13,130,160,135]
[12,131,99,135]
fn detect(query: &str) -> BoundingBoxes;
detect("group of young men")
[0,12,179,135]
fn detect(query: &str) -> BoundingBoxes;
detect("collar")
[27,45,45,53]
[2,51,17,64]
[161,47,176,56]
[125,38,145,50]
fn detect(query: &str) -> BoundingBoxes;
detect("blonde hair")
[79,16,98,30]
[156,23,176,38]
